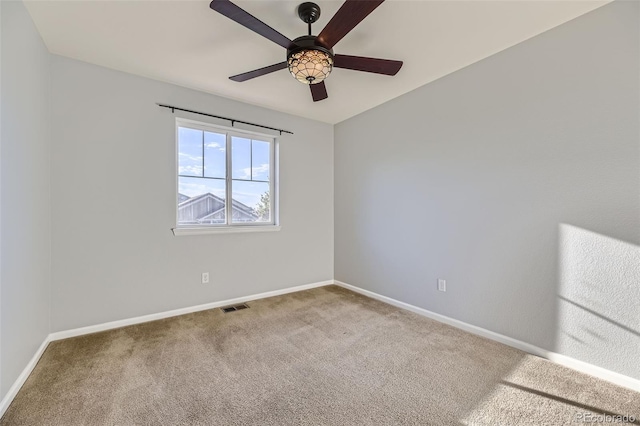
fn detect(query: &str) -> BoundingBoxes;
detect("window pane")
[178,127,203,177]
[204,131,226,179]
[232,137,251,180]
[252,140,270,182]
[231,180,270,223]
[178,177,226,225]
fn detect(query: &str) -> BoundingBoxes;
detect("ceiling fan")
[209,0,403,102]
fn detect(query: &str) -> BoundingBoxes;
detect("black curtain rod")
[157,103,293,135]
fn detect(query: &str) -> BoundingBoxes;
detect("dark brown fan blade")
[230,62,288,82]
[317,0,384,49]
[334,54,402,76]
[210,0,292,49]
[310,82,328,102]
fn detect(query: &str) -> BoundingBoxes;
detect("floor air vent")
[221,303,249,313]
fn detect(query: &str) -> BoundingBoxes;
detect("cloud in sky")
[179,152,198,159]
[179,165,202,176]
[234,163,269,180]
[206,142,225,152]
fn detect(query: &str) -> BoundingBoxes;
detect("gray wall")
[0,1,51,397]
[335,1,640,380]
[50,56,333,332]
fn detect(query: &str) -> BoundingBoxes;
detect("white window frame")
[172,118,280,236]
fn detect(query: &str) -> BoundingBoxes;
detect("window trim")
[173,118,279,235]
[172,225,281,236]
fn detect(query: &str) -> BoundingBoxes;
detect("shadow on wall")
[555,224,640,381]
[461,224,640,424]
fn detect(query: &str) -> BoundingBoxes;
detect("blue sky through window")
[178,127,202,177]
[252,140,270,181]
[232,137,251,180]
[178,176,225,199]
[204,131,226,179]
[178,127,271,210]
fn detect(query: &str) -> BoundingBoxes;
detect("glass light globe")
[287,49,333,85]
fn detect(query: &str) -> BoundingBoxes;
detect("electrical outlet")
[202,272,210,284]
[437,279,446,292]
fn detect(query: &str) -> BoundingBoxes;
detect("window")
[175,119,277,233]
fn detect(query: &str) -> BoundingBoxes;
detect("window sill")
[172,225,281,236]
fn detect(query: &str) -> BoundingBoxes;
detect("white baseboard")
[49,280,333,341]
[0,336,51,418]
[333,280,640,393]
[0,279,333,419]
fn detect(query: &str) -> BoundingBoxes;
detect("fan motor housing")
[287,35,334,61]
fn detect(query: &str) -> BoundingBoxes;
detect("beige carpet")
[1,285,638,425]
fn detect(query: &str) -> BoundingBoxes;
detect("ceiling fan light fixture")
[288,49,333,84]
[211,0,402,101]
[287,35,334,85]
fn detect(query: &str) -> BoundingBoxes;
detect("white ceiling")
[25,0,608,124]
